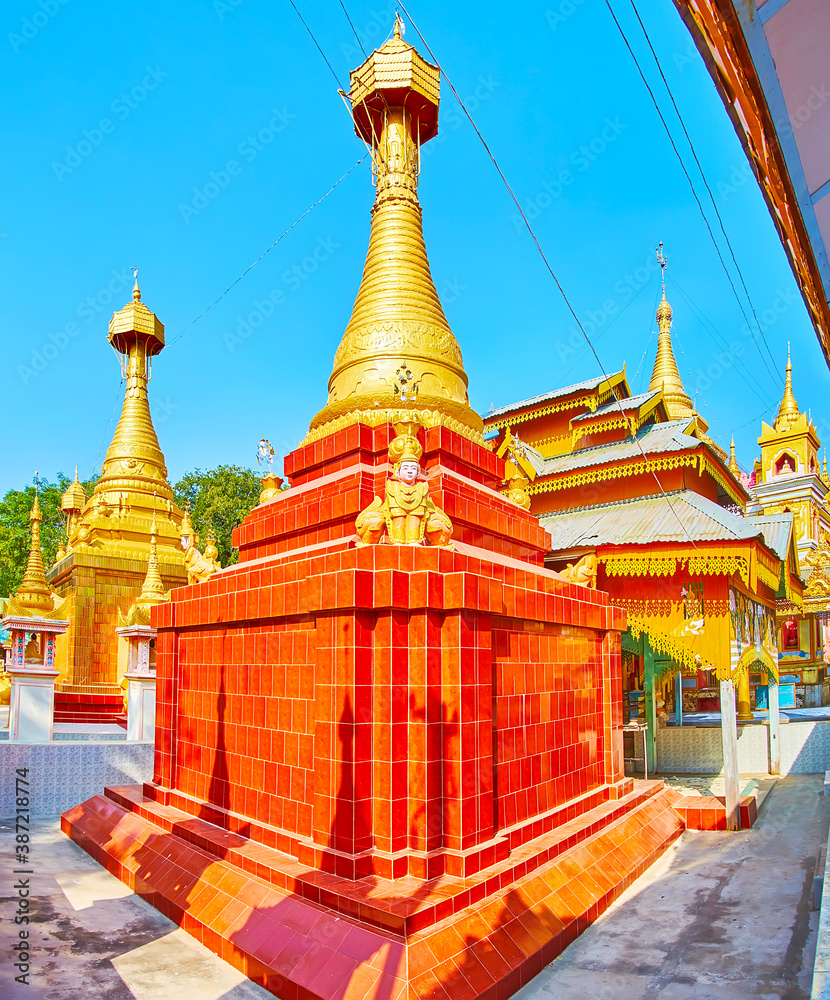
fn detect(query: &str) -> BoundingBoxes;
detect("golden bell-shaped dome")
[307,22,483,443]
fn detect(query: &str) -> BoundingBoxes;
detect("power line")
[167,154,367,347]
[285,0,344,90]
[623,0,780,380]
[396,1,700,546]
[671,276,775,408]
[603,0,781,390]
[336,0,367,56]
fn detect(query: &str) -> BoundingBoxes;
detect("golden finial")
[306,27,483,443]
[180,504,196,544]
[393,11,403,38]
[132,266,141,302]
[822,450,828,486]
[649,245,691,422]
[10,487,55,617]
[774,342,800,432]
[136,512,167,605]
[61,466,87,513]
[728,437,740,476]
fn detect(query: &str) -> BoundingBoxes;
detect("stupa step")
[62,781,683,999]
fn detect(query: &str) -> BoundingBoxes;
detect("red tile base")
[62,780,683,999]
[672,795,758,831]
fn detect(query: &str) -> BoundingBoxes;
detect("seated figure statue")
[179,508,221,584]
[356,424,453,548]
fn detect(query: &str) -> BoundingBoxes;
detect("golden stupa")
[46,277,187,718]
[307,18,483,443]
[6,495,64,620]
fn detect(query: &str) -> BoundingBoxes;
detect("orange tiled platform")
[672,794,758,831]
[63,778,684,1000]
[63,422,684,998]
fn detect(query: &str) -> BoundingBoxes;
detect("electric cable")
[337,0,367,56]
[396,1,701,546]
[623,0,780,379]
[671,275,776,407]
[603,0,781,389]
[168,154,367,347]
[286,0,344,90]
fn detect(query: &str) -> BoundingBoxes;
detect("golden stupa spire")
[94,269,172,501]
[773,343,800,432]
[307,23,483,442]
[136,514,167,605]
[648,243,694,422]
[728,437,740,476]
[823,450,829,487]
[11,491,55,617]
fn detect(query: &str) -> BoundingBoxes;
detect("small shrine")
[746,347,830,707]
[2,495,68,742]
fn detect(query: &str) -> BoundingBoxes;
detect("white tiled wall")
[656,721,830,775]
[0,742,153,817]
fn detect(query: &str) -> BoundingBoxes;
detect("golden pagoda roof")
[6,495,62,619]
[108,276,165,355]
[773,344,801,432]
[648,289,695,424]
[307,23,483,444]
[61,467,87,512]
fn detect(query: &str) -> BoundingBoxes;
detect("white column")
[8,664,60,742]
[720,678,741,831]
[768,680,780,776]
[126,676,156,741]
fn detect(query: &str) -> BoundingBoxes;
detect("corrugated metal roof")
[539,490,763,552]
[570,390,660,423]
[486,371,624,419]
[745,512,794,562]
[541,420,697,476]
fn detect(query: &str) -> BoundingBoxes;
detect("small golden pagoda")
[6,496,64,619]
[47,277,187,721]
[754,346,824,549]
[728,438,741,477]
[306,18,483,443]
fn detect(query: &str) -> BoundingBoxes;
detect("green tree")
[0,473,98,598]
[172,465,262,567]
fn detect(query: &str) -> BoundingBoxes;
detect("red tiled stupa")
[63,19,684,999]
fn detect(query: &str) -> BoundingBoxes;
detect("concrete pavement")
[0,775,826,999]
[517,774,829,1000]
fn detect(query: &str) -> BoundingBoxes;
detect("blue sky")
[2,0,826,495]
